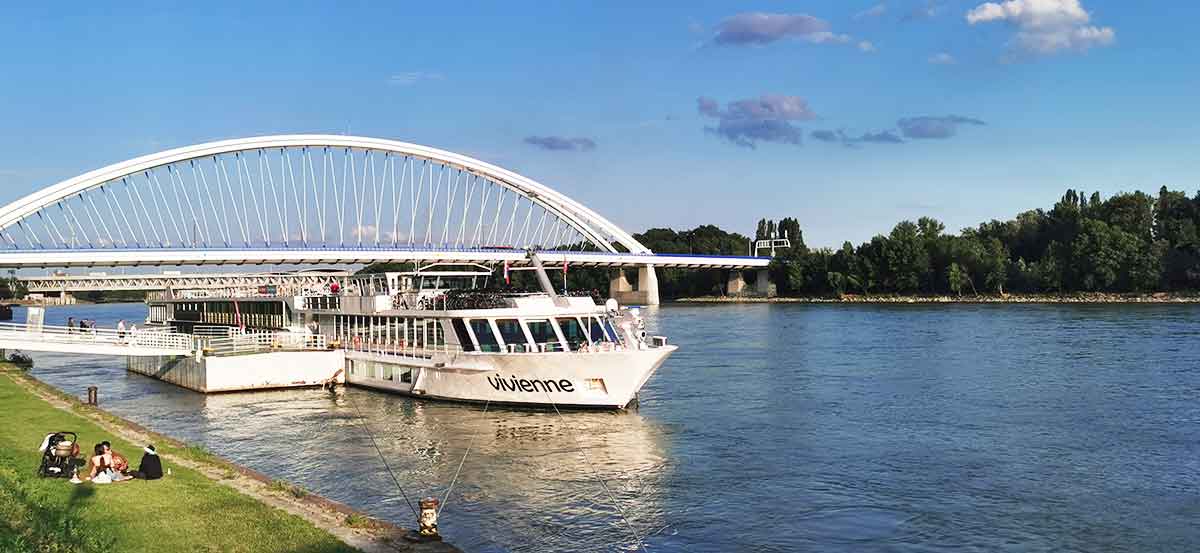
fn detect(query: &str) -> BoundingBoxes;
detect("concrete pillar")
[609,266,660,306]
[727,271,747,296]
[609,269,633,299]
[754,269,776,298]
[637,265,660,306]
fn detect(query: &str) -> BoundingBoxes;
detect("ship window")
[451,319,475,352]
[426,319,445,347]
[495,318,527,348]
[588,317,612,343]
[401,370,412,384]
[604,319,621,344]
[556,317,587,351]
[470,319,499,352]
[525,320,559,351]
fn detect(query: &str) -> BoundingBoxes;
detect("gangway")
[0,323,193,357]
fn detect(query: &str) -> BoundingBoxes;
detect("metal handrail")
[201,332,327,356]
[340,338,463,359]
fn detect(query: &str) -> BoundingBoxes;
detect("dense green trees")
[764,186,1200,296]
[0,269,26,300]
[631,225,752,297]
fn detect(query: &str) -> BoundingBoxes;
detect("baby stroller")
[37,432,81,478]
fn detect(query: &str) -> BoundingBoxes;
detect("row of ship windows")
[451,316,619,353]
[331,314,620,353]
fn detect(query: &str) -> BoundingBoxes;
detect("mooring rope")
[542,391,649,553]
[346,393,420,519]
[439,399,489,515]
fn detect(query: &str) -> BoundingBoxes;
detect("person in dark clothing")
[131,444,163,480]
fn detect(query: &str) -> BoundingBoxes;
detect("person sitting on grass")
[85,442,133,483]
[103,441,133,479]
[130,444,163,480]
[85,443,111,482]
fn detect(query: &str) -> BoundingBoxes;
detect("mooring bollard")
[418,497,441,540]
[86,386,97,406]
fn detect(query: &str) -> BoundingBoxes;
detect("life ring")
[352,336,362,349]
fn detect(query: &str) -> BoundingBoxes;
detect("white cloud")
[806,31,853,45]
[387,72,445,86]
[928,52,956,64]
[966,0,1087,27]
[966,0,1114,54]
[855,4,887,19]
[1014,24,1114,53]
[350,225,377,240]
[858,41,877,53]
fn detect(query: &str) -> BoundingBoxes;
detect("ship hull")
[344,345,676,409]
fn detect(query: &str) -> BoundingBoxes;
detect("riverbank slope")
[0,366,458,553]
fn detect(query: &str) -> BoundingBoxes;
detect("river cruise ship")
[144,262,675,409]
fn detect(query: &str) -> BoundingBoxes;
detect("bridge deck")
[1,248,769,270]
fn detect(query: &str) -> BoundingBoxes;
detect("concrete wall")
[127,350,345,393]
[128,355,206,391]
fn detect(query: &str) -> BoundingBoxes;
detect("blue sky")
[1,1,1197,248]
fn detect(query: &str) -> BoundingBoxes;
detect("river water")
[13,302,1200,552]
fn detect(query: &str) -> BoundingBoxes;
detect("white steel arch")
[0,135,650,257]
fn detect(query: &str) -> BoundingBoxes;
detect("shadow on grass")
[69,483,95,509]
[0,465,115,553]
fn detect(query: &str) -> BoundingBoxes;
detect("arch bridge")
[0,135,769,304]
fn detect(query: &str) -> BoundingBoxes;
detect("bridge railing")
[0,323,193,352]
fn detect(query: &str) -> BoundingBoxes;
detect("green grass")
[268,480,308,499]
[343,514,372,529]
[0,369,360,553]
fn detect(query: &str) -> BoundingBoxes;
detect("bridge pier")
[727,270,747,296]
[755,269,776,297]
[609,265,660,306]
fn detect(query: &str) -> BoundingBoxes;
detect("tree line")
[761,186,1200,297]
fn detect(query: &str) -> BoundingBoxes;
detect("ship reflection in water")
[28,347,671,553]
[209,389,672,552]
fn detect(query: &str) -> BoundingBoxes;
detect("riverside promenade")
[0,365,461,553]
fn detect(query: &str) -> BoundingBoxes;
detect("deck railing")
[201,332,327,356]
[338,338,463,360]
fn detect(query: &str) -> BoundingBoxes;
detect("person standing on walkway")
[67,317,75,334]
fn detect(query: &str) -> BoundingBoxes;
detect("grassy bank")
[0,368,360,553]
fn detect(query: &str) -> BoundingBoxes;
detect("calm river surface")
[15,302,1200,552]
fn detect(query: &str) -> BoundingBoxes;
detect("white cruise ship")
[143,260,675,409]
